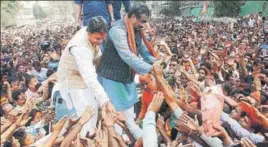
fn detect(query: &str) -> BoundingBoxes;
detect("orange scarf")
[124,15,157,57]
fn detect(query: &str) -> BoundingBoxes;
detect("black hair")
[13,129,27,146]
[25,109,42,126]
[12,90,24,101]
[86,16,108,33]
[25,75,35,88]
[200,62,212,70]
[222,83,233,96]
[198,67,208,76]
[170,57,179,64]
[222,122,236,139]
[128,3,151,19]
[3,137,13,147]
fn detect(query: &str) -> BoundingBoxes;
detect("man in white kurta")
[56,16,114,136]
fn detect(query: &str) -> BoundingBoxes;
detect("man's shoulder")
[110,19,126,31]
[41,68,48,72]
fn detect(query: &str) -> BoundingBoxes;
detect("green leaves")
[213,1,243,17]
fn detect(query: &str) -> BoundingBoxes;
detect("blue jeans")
[53,91,76,121]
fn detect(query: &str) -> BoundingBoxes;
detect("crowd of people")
[1,2,268,147]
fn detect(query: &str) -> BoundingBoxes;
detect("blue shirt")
[113,0,130,21]
[74,0,112,26]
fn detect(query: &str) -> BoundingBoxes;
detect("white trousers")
[114,106,136,135]
[68,88,99,137]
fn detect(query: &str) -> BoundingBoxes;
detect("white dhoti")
[59,79,99,137]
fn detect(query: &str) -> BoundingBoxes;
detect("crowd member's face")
[2,75,8,83]
[198,69,206,81]
[168,68,175,76]
[230,73,240,84]
[24,133,39,146]
[169,61,177,70]
[88,32,106,46]
[33,111,42,123]
[17,65,25,73]
[16,93,26,106]
[34,63,41,72]
[180,74,188,87]
[140,81,151,92]
[130,14,149,31]
[205,78,215,87]
[28,77,38,90]
[239,116,252,130]
[230,106,243,120]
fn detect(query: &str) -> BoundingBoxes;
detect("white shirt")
[248,19,255,27]
[58,46,109,109]
[31,68,48,82]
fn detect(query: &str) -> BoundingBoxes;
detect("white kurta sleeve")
[70,46,110,107]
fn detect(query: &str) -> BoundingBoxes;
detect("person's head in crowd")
[3,136,20,147]
[139,74,157,92]
[197,67,208,81]
[12,90,26,106]
[86,16,108,46]
[169,57,178,70]
[25,75,40,92]
[13,128,39,147]
[33,61,42,72]
[53,44,62,56]
[127,3,151,31]
[26,109,42,126]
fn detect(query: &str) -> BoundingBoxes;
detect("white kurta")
[58,46,109,136]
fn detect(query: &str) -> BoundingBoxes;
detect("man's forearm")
[107,127,119,147]
[154,74,178,112]
[122,126,136,145]
[60,122,83,147]
[76,4,82,22]
[44,132,60,147]
[158,129,172,144]
[1,124,17,144]
[107,3,114,21]
[0,121,13,133]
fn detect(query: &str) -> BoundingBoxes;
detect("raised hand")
[102,102,116,117]
[211,125,229,138]
[79,106,95,125]
[103,113,116,128]
[147,92,164,113]
[177,113,202,135]
[65,114,80,131]
[15,113,31,128]
[152,63,164,77]
[53,116,67,133]
[156,114,165,131]
[240,137,256,147]
[116,112,127,124]
[113,133,127,147]
[80,136,95,147]
[70,134,83,147]
[95,125,108,147]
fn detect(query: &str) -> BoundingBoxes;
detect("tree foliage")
[213,1,243,17]
[160,1,181,16]
[262,1,268,16]
[33,2,47,20]
[1,1,19,27]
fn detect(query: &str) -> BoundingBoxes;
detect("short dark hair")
[128,3,151,19]
[170,57,179,64]
[12,90,24,101]
[13,129,27,146]
[86,16,108,33]
[32,61,40,67]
